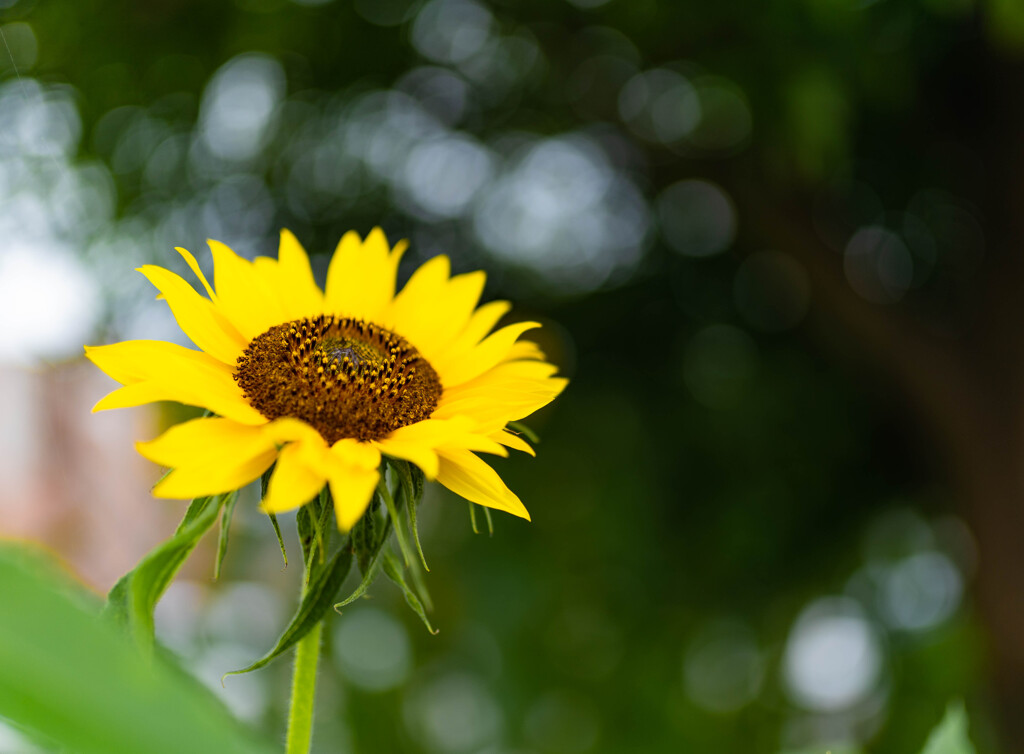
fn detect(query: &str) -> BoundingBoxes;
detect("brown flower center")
[234,315,442,443]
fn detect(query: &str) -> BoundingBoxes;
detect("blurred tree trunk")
[741,83,1024,740]
[747,197,1024,749]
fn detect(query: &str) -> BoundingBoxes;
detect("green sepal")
[334,509,392,612]
[312,489,333,564]
[261,467,288,567]
[391,459,429,571]
[225,545,353,678]
[508,420,540,444]
[268,514,288,567]
[296,503,315,565]
[298,488,333,586]
[467,503,494,536]
[378,473,414,568]
[386,461,433,609]
[351,496,380,574]
[382,550,437,634]
[334,466,437,629]
[104,494,225,652]
[408,554,434,613]
[213,490,238,581]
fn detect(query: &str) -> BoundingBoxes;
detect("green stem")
[285,618,322,754]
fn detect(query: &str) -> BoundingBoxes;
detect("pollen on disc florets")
[234,315,442,444]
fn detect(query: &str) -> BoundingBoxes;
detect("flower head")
[86,229,566,529]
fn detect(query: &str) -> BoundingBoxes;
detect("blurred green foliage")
[0,542,273,753]
[921,703,976,754]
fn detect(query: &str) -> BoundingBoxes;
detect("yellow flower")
[86,229,567,529]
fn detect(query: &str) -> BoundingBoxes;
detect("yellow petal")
[493,429,535,456]
[249,231,325,322]
[330,438,382,470]
[439,359,563,401]
[384,254,485,356]
[434,398,547,434]
[504,339,546,362]
[92,382,187,413]
[434,384,567,434]
[137,265,245,364]
[437,360,564,400]
[209,239,287,340]
[391,270,487,361]
[433,359,566,433]
[372,417,477,479]
[260,441,327,514]
[275,229,324,319]
[459,300,512,343]
[174,247,216,299]
[328,439,382,530]
[392,255,450,308]
[429,300,511,374]
[437,321,541,387]
[85,340,221,384]
[140,417,279,499]
[373,438,441,479]
[328,465,380,531]
[139,416,275,465]
[85,340,267,424]
[262,416,328,447]
[436,448,530,520]
[324,228,405,322]
[439,379,567,412]
[155,450,278,499]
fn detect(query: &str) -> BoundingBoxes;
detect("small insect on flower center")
[234,315,442,443]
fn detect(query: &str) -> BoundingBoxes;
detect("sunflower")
[85,229,567,529]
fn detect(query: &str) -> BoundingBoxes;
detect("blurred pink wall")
[0,361,180,591]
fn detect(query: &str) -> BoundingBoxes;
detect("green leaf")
[213,490,238,581]
[104,494,225,652]
[0,542,274,754]
[382,550,437,634]
[468,501,480,534]
[920,702,975,754]
[177,493,217,531]
[225,545,353,677]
